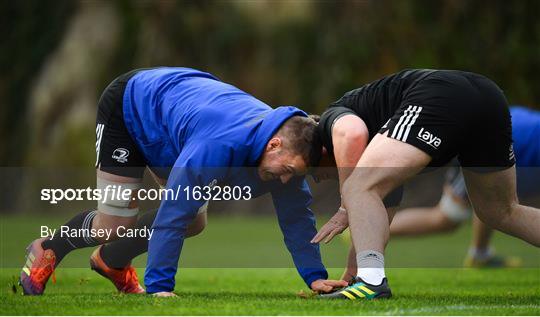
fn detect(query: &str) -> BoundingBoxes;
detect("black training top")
[318,69,435,154]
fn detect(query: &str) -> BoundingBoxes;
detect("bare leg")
[342,133,431,254]
[99,210,207,269]
[465,209,523,268]
[341,207,397,281]
[390,206,459,236]
[471,214,493,250]
[342,133,431,284]
[97,169,207,268]
[92,170,141,243]
[464,215,497,265]
[40,169,141,265]
[463,166,540,247]
[185,211,207,237]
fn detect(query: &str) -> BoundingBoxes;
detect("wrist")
[309,279,319,288]
[305,270,329,288]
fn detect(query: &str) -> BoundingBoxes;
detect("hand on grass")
[311,207,348,244]
[310,279,348,293]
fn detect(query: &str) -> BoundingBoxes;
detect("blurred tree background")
[2,0,539,167]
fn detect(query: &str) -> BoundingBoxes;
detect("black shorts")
[380,70,515,172]
[95,70,147,178]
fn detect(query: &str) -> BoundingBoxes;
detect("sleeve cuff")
[303,269,329,288]
[318,106,358,155]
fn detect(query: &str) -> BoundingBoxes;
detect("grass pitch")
[1,214,539,315]
[1,268,539,315]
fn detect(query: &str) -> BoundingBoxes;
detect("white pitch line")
[374,304,540,315]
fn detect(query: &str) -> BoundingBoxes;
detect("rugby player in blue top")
[20,67,347,296]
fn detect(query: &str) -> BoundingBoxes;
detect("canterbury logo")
[112,148,130,163]
[391,105,422,142]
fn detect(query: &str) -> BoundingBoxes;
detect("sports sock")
[100,209,157,269]
[468,246,493,261]
[356,250,386,285]
[41,210,100,264]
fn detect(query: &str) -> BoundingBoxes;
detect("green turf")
[1,214,539,315]
[1,268,539,315]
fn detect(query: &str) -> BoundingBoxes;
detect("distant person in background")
[336,106,540,280]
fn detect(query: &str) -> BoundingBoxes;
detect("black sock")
[100,209,157,269]
[41,210,100,264]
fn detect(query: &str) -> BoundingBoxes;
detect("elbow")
[334,126,367,145]
[332,115,369,145]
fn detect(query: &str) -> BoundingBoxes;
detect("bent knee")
[186,207,208,238]
[186,223,206,237]
[473,203,516,227]
[96,175,142,217]
[186,218,207,237]
[436,214,461,232]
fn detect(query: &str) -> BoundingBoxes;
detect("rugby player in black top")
[311,69,540,300]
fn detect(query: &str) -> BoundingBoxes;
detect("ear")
[266,137,282,151]
[318,146,336,167]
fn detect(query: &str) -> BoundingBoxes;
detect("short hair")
[277,115,322,168]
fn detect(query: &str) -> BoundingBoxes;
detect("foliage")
[1,0,539,167]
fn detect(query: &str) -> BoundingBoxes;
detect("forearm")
[341,244,357,282]
[284,229,329,286]
[145,227,185,293]
[273,179,328,287]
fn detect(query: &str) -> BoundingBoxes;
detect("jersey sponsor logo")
[112,148,130,163]
[416,127,442,149]
[391,105,423,142]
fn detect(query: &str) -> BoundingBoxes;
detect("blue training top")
[122,67,327,293]
[510,106,540,196]
[511,106,540,167]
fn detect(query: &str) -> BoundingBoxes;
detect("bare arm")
[341,244,357,282]
[332,115,369,191]
[311,114,369,244]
